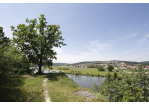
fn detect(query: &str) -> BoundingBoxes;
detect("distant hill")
[53,63,68,66]
[69,61,93,65]
[69,60,149,65]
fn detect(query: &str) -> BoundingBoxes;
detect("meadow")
[50,65,133,77]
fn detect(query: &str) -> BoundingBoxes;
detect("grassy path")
[43,78,51,102]
[0,73,108,102]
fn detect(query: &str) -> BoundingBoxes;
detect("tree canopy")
[97,65,105,71]
[10,14,66,73]
[108,65,114,72]
[0,27,11,73]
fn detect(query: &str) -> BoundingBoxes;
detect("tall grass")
[46,73,87,102]
[45,73,107,102]
[0,74,45,102]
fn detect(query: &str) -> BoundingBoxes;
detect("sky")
[1,2,149,63]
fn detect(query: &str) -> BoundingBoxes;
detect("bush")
[98,73,100,76]
[98,67,149,102]
[97,65,105,71]
[11,68,33,75]
[116,70,119,72]
[108,65,114,72]
[62,68,69,70]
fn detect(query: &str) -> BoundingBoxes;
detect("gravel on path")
[74,89,96,100]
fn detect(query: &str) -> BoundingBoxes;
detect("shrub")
[116,70,119,72]
[97,65,105,71]
[108,65,114,72]
[98,67,149,102]
[98,73,100,76]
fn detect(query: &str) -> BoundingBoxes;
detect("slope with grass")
[45,73,108,102]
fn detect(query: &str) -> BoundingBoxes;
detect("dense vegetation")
[92,66,149,102]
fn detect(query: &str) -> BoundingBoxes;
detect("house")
[145,66,149,70]
[105,66,108,69]
[123,64,128,69]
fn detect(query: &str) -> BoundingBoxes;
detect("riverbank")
[0,73,108,102]
[45,73,108,102]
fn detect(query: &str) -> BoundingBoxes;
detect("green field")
[49,65,132,77]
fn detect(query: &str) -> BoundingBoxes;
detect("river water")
[66,74,106,89]
[41,70,106,89]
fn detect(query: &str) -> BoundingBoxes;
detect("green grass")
[0,72,108,102]
[49,65,127,77]
[0,74,45,102]
[46,73,108,102]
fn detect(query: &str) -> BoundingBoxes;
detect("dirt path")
[43,78,51,102]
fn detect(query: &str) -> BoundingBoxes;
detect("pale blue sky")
[1,3,149,63]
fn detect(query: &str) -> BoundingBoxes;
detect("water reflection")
[66,74,106,89]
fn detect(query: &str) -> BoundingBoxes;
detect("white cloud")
[143,23,147,26]
[53,40,113,63]
[109,29,116,33]
[118,32,139,41]
[53,47,64,53]
[138,34,149,45]
[89,40,112,50]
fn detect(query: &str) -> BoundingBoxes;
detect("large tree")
[0,27,11,73]
[10,14,66,74]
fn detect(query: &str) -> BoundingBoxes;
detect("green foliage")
[97,65,105,71]
[116,70,119,72]
[58,68,69,70]
[0,27,11,73]
[108,65,114,72]
[11,14,66,73]
[95,66,149,102]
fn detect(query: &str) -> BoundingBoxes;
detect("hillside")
[68,60,149,65]
[53,63,68,66]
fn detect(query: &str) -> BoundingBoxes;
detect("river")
[41,70,106,89]
[66,74,106,89]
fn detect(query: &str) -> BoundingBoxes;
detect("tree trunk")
[38,64,42,74]
[38,57,42,74]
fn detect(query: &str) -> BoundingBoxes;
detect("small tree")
[108,65,114,72]
[97,65,105,71]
